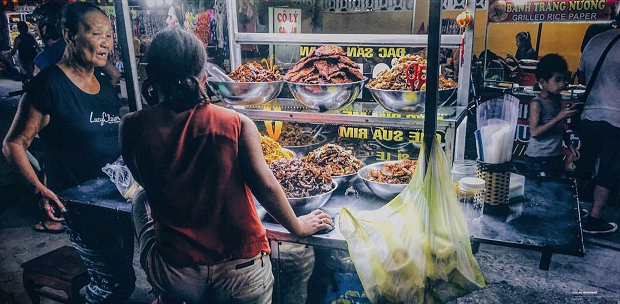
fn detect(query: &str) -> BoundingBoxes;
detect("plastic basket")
[475,160,512,206]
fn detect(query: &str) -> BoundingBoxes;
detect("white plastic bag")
[340,139,486,303]
[102,156,142,200]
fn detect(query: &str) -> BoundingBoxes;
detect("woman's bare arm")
[2,93,66,220]
[237,115,332,236]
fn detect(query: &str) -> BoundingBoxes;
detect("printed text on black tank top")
[90,112,121,126]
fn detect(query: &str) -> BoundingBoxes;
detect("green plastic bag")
[339,138,487,304]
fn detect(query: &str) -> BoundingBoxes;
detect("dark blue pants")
[64,203,136,304]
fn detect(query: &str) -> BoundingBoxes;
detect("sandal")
[33,221,66,234]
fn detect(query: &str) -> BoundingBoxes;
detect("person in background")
[3,3,135,302]
[506,31,537,66]
[121,28,332,304]
[580,5,617,53]
[9,21,41,79]
[575,8,620,235]
[33,24,65,75]
[524,54,578,177]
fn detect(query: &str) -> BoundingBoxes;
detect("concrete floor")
[2,78,620,304]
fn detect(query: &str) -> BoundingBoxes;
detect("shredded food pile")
[270,159,334,198]
[260,135,293,164]
[229,62,282,82]
[284,45,364,84]
[302,144,364,176]
[365,159,418,184]
[369,55,457,91]
[334,137,376,159]
[276,123,319,147]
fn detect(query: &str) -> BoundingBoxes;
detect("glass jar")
[458,177,485,223]
[451,160,476,194]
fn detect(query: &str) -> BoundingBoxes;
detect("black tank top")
[24,65,122,192]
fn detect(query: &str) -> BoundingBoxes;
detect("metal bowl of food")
[207,80,285,106]
[331,173,358,189]
[287,181,337,215]
[287,78,367,111]
[357,161,410,200]
[282,134,328,157]
[367,86,456,114]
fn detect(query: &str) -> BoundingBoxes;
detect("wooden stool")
[21,246,89,304]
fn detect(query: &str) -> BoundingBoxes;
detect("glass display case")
[219,0,476,163]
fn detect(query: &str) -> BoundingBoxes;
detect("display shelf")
[233,33,463,48]
[224,99,467,129]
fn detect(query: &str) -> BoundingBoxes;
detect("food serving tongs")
[405,61,427,91]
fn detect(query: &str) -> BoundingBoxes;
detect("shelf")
[234,33,463,48]
[221,98,467,129]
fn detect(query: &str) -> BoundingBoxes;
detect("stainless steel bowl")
[357,161,410,200]
[367,86,456,114]
[206,80,285,106]
[331,173,358,189]
[287,182,337,215]
[286,78,367,111]
[283,134,328,157]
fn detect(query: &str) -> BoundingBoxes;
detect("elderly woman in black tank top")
[3,3,135,303]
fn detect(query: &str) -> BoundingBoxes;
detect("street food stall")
[56,0,586,302]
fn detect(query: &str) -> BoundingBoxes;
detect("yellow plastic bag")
[339,138,486,304]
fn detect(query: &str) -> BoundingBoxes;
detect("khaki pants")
[276,243,315,304]
[132,190,274,304]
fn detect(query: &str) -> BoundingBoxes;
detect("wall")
[440,10,589,72]
[472,11,590,72]
[318,6,590,72]
[322,11,414,34]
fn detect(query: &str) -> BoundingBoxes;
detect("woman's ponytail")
[145,28,209,111]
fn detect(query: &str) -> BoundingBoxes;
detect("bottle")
[458,177,486,223]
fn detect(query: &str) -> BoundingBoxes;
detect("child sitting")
[524,54,579,177]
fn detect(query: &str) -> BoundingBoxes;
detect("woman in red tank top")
[120,28,332,304]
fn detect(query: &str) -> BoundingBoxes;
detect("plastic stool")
[21,246,88,304]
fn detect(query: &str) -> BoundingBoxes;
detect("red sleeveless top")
[123,103,269,267]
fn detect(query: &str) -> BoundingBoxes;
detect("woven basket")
[475,161,512,206]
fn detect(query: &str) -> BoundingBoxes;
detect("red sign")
[487,0,617,23]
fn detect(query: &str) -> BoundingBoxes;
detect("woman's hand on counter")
[38,186,66,222]
[294,209,334,236]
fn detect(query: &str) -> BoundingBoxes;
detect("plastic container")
[509,173,525,199]
[458,177,486,223]
[452,160,476,194]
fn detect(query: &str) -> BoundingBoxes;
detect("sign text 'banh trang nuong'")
[487,0,617,23]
